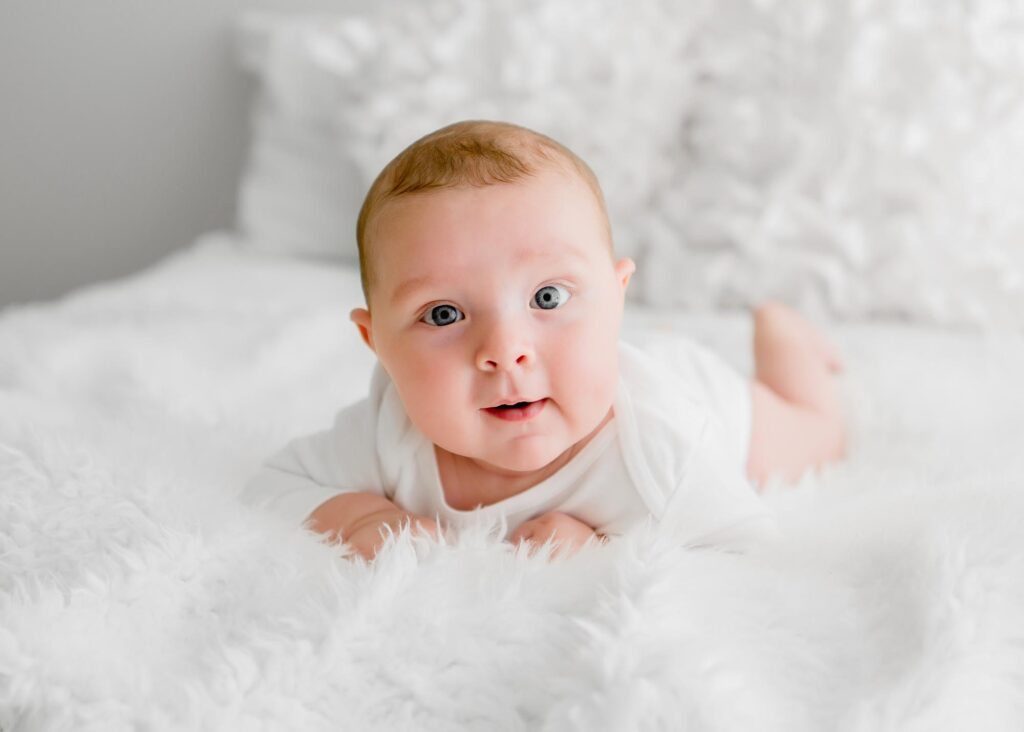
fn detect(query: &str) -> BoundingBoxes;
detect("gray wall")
[0,0,361,310]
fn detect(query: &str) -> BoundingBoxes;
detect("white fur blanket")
[3,234,1024,730]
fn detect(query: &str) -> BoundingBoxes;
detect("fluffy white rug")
[3,234,1024,730]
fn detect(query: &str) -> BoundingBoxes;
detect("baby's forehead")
[378,165,598,225]
[377,178,606,250]
[365,167,610,299]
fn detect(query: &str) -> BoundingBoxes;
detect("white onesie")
[243,339,777,550]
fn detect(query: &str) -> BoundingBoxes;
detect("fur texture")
[2,236,1024,730]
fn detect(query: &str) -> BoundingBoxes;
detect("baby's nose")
[475,322,534,372]
[478,351,531,372]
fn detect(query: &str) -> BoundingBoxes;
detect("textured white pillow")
[639,0,1024,327]
[234,1,1024,327]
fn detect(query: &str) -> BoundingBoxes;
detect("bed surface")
[3,233,1024,729]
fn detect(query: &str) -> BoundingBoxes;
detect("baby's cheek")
[395,371,448,426]
[554,342,615,416]
[411,371,479,440]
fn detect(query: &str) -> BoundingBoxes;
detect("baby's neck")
[435,408,614,511]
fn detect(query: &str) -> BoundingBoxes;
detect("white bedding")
[3,233,1024,730]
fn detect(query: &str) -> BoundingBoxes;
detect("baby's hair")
[355,119,611,306]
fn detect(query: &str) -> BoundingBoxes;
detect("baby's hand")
[508,511,605,559]
[343,509,441,562]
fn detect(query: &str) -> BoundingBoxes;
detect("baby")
[243,120,845,561]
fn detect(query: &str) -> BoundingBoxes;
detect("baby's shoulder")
[360,362,427,483]
[617,339,708,419]
[616,340,715,514]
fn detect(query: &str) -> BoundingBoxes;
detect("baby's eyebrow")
[390,274,436,305]
[389,247,591,305]
[525,247,590,268]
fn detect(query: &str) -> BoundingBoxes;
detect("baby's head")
[350,120,635,476]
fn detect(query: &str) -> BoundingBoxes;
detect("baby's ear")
[350,308,375,352]
[615,257,636,292]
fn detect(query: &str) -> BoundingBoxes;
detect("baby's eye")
[531,284,571,310]
[422,303,464,327]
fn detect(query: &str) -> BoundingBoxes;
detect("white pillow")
[637,1,1024,327]
[235,14,369,262]
[233,1,704,266]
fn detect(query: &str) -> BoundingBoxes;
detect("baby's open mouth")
[483,398,548,422]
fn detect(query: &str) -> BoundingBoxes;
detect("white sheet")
[3,233,1024,730]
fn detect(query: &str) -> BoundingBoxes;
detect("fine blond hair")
[355,120,611,306]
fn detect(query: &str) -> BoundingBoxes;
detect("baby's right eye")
[422,304,464,327]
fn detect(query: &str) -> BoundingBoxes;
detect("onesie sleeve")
[241,369,389,527]
[616,340,777,552]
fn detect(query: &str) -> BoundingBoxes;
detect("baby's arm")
[307,492,440,561]
[244,383,444,560]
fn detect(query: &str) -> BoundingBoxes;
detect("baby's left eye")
[531,284,571,310]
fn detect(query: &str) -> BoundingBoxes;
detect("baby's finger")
[509,533,531,549]
[411,517,441,541]
[509,528,540,548]
[508,523,533,545]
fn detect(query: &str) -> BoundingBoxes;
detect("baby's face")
[351,167,634,476]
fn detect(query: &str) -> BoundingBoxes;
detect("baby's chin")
[487,445,569,474]
[443,437,574,476]
[428,406,615,475]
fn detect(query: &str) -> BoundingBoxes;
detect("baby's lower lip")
[483,398,548,422]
